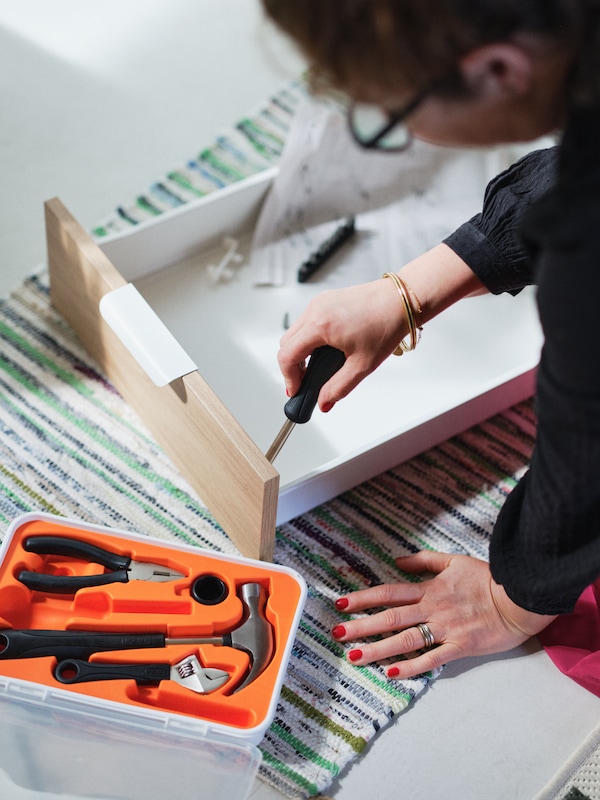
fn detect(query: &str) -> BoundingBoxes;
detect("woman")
[262,0,600,681]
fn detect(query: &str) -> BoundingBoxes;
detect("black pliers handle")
[17,535,183,594]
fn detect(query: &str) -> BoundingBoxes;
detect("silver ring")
[416,622,435,650]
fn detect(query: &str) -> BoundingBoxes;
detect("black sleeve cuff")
[443,146,559,295]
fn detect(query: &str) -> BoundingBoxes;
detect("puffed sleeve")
[488,108,600,614]
[443,146,558,295]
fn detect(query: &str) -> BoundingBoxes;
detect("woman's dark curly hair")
[262,0,600,104]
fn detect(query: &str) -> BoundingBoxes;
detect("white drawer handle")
[99,284,197,387]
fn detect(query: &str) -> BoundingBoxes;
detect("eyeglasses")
[347,88,429,152]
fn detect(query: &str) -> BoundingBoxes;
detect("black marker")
[297,216,356,283]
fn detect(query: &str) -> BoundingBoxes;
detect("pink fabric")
[538,578,600,697]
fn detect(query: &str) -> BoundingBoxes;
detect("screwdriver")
[266,345,346,463]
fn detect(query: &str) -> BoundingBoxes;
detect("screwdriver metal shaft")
[266,346,346,463]
[265,419,296,463]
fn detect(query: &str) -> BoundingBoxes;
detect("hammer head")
[228,582,274,692]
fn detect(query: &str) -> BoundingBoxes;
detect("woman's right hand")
[278,277,407,409]
[277,243,486,410]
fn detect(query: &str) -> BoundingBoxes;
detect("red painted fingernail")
[331,625,346,639]
[335,597,349,611]
[348,649,363,662]
[322,401,335,413]
[388,667,401,678]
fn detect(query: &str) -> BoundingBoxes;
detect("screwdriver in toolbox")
[265,345,346,463]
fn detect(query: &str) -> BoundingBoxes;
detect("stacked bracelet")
[382,272,423,356]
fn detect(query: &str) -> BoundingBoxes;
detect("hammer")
[0,583,275,693]
[186,582,275,693]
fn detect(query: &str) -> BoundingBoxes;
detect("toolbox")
[45,168,543,563]
[0,512,307,799]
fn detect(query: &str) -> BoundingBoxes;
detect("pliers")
[17,535,185,594]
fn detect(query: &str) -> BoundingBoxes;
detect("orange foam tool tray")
[0,515,305,734]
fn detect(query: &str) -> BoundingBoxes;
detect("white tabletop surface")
[2,3,598,798]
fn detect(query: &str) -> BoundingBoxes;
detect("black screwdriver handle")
[283,346,346,424]
[23,536,131,571]
[54,658,171,685]
[0,629,166,660]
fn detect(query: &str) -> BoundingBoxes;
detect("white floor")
[2,3,599,799]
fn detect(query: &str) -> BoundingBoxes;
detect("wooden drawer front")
[46,198,279,562]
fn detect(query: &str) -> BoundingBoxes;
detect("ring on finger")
[416,622,435,650]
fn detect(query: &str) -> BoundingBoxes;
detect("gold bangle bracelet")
[382,272,423,356]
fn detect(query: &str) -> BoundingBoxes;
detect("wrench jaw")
[170,655,229,694]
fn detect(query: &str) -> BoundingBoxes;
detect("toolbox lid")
[0,676,261,800]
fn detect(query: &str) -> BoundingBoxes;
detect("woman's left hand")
[332,551,557,679]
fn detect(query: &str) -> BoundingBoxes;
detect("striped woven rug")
[0,269,536,797]
[0,81,536,798]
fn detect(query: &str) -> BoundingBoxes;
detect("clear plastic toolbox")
[0,512,307,799]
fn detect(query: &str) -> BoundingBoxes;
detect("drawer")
[46,168,542,561]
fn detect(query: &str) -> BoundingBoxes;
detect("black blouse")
[443,109,600,614]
